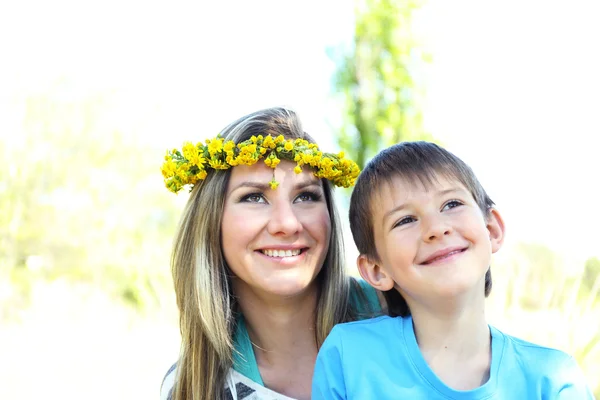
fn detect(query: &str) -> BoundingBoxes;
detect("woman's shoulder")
[160,365,297,400]
[160,362,177,400]
[348,277,383,317]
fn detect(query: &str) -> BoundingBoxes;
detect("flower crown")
[161,134,361,194]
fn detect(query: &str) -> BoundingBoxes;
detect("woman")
[160,107,381,400]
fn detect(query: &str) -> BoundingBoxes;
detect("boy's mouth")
[420,246,467,265]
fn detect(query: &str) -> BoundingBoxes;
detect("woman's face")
[221,160,331,298]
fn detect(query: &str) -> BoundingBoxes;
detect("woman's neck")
[234,280,320,399]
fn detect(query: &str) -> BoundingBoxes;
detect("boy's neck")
[410,299,492,390]
[411,303,489,355]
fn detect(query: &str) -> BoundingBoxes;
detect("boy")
[312,142,594,399]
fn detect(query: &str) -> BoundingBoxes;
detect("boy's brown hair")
[349,141,495,317]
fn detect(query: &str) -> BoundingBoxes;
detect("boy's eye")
[393,216,416,228]
[442,200,463,211]
[240,193,266,203]
[294,190,322,203]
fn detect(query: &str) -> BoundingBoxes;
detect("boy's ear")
[487,208,505,253]
[357,254,395,291]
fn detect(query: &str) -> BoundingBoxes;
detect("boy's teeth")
[262,249,301,257]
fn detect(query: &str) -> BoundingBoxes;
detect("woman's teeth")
[261,249,302,258]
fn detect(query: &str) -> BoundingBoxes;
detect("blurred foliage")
[330,0,433,168]
[494,243,600,395]
[0,80,180,317]
[583,257,600,294]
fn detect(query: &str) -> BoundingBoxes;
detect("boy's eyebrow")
[437,187,465,196]
[383,203,407,223]
[381,187,466,222]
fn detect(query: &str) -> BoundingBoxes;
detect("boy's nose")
[422,215,452,241]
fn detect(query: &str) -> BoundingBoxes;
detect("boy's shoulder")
[493,327,593,396]
[492,326,582,378]
[496,326,573,361]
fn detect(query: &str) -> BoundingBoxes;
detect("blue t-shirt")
[312,315,594,399]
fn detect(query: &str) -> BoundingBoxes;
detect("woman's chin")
[256,272,320,299]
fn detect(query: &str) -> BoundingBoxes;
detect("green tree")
[331,0,432,168]
[583,257,600,293]
[0,79,180,313]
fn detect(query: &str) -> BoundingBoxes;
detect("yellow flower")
[163,134,361,194]
[223,140,235,152]
[274,135,285,145]
[226,155,239,166]
[321,157,333,168]
[262,135,276,149]
[209,158,229,170]
[207,138,224,156]
[176,170,189,185]
[161,159,177,178]
[182,142,197,160]
[267,154,280,168]
[166,179,181,194]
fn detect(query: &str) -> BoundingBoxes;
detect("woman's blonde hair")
[171,107,355,400]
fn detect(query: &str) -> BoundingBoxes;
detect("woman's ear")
[487,208,505,253]
[357,254,395,291]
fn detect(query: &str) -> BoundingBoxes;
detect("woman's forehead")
[228,160,321,189]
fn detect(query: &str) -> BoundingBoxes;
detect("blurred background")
[1,0,599,398]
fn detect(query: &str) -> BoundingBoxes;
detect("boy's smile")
[358,174,504,307]
[418,246,469,266]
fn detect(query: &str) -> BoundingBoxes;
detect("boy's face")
[358,174,504,306]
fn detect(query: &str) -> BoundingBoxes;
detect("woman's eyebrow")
[294,180,322,191]
[229,178,322,193]
[230,181,271,192]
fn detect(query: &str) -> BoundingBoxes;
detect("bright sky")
[1,0,598,263]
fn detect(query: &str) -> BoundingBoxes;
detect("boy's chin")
[427,281,487,302]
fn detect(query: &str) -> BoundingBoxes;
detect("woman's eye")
[442,200,463,211]
[295,191,322,203]
[393,216,416,228]
[241,193,266,203]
